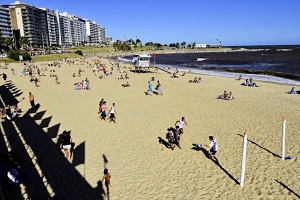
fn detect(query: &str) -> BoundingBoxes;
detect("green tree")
[4,37,13,48]
[181,42,186,48]
[191,42,196,49]
[175,42,180,49]
[19,36,29,48]
[136,39,142,47]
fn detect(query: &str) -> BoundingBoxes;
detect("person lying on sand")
[122,82,130,87]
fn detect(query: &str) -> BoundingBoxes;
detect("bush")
[7,49,31,61]
[7,49,20,61]
[74,50,83,56]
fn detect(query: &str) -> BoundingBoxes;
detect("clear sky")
[2,0,300,46]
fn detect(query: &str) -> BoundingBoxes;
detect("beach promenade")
[0,56,299,199]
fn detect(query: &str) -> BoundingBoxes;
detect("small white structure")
[194,44,222,48]
[132,54,152,73]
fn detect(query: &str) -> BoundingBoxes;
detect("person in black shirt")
[60,131,72,160]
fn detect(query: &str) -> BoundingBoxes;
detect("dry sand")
[1,56,300,200]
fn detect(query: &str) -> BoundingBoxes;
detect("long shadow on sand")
[275,180,300,199]
[0,82,105,199]
[237,134,281,158]
[191,144,240,185]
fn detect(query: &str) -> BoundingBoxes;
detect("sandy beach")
[0,56,300,200]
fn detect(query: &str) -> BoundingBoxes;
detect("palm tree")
[19,36,29,48]
[4,37,13,48]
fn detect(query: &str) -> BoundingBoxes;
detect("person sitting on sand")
[72,73,76,77]
[34,77,39,87]
[236,75,242,80]
[122,82,130,87]
[197,77,201,83]
[125,74,129,79]
[181,72,186,76]
[222,91,228,99]
[226,92,234,100]
[288,87,295,94]
[193,77,198,83]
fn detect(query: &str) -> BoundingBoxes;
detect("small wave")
[156,64,300,86]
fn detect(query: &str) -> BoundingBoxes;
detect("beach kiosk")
[132,54,152,73]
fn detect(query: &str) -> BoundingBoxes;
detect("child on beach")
[102,168,111,191]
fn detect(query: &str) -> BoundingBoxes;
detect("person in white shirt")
[108,103,117,123]
[175,117,187,134]
[204,136,218,161]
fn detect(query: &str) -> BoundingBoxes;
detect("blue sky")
[2,0,300,46]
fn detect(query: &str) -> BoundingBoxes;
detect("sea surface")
[118,45,300,86]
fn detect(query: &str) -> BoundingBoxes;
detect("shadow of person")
[158,137,170,149]
[93,180,105,200]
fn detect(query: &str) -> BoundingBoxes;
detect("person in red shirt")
[100,101,107,121]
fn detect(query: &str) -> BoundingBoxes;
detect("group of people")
[146,80,163,96]
[241,77,258,87]
[217,91,234,100]
[189,77,201,83]
[165,117,188,150]
[98,99,117,123]
[74,78,91,90]
[0,104,18,121]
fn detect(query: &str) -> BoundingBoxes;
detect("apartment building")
[41,8,59,46]
[7,1,49,47]
[85,20,105,45]
[3,1,106,47]
[0,5,13,38]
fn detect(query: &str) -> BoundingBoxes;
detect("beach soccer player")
[175,117,187,134]
[203,136,218,161]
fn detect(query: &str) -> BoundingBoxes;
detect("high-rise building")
[0,5,13,38]
[3,1,106,48]
[85,20,105,45]
[58,12,74,46]
[41,8,59,46]
[7,1,48,48]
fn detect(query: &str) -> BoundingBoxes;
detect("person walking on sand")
[60,131,72,160]
[100,101,107,121]
[55,75,59,84]
[108,103,117,123]
[29,92,35,109]
[147,81,153,96]
[203,136,218,161]
[175,117,187,134]
[155,80,163,95]
[102,168,111,191]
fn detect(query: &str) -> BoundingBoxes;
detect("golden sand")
[1,56,300,199]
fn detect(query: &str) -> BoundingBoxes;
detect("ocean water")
[117,46,300,86]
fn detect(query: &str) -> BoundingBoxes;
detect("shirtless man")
[29,92,35,109]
